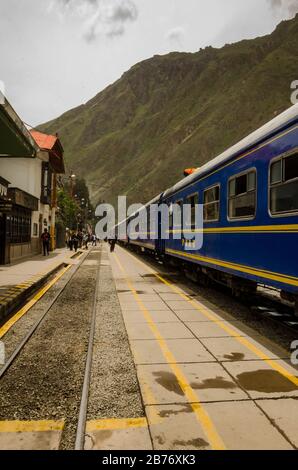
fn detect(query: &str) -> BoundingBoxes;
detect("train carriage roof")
[163,103,298,199]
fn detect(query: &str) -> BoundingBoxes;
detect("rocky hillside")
[40,14,298,207]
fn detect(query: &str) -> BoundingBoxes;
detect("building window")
[204,185,220,222]
[228,170,256,219]
[33,223,38,237]
[186,194,199,228]
[270,153,298,215]
[41,162,52,205]
[9,207,31,244]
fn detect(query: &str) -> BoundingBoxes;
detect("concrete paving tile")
[0,430,62,450]
[165,300,200,311]
[130,339,215,364]
[256,398,298,447]
[174,309,221,322]
[186,321,253,338]
[120,301,140,311]
[126,322,194,340]
[146,404,211,450]
[137,362,247,405]
[134,295,162,302]
[224,360,298,399]
[158,294,189,302]
[203,401,293,450]
[180,362,247,402]
[153,285,177,293]
[137,364,189,405]
[121,301,171,311]
[200,336,283,362]
[123,310,179,324]
[85,427,152,450]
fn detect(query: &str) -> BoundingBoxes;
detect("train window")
[270,153,298,215]
[186,194,198,228]
[169,203,173,230]
[204,185,220,221]
[228,170,256,219]
[173,200,183,229]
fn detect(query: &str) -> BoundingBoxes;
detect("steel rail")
[75,247,101,450]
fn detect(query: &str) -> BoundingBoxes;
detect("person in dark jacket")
[72,233,79,252]
[41,228,50,256]
[109,237,117,253]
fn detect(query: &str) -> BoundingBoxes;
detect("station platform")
[90,244,298,450]
[0,248,81,322]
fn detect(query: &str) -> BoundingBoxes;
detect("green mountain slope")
[39,15,298,208]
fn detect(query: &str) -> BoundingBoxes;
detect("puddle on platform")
[223,352,245,362]
[190,376,237,390]
[237,370,298,393]
[172,438,209,449]
[117,289,147,294]
[156,435,166,445]
[158,406,192,418]
[153,371,184,396]
[95,430,113,442]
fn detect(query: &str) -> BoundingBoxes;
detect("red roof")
[30,130,65,174]
[30,130,58,151]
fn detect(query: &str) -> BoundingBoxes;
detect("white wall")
[0,151,46,198]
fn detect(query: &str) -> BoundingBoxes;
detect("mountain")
[39,14,298,208]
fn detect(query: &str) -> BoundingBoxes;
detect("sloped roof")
[30,130,65,174]
[30,130,58,151]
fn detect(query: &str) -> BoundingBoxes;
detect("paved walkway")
[0,249,77,288]
[87,244,298,450]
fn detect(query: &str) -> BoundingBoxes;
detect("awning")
[0,95,37,158]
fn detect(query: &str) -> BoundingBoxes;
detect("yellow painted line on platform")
[0,420,64,433]
[86,417,147,432]
[0,265,72,340]
[125,249,298,388]
[114,253,226,451]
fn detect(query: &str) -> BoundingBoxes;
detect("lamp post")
[69,172,76,198]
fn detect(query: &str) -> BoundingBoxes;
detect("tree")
[57,188,78,230]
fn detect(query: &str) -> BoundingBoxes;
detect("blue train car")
[120,104,298,312]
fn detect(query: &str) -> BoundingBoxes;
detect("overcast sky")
[0,0,297,125]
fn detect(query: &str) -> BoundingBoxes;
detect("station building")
[0,93,65,264]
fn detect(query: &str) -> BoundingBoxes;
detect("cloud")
[49,0,138,42]
[166,26,186,44]
[267,0,298,17]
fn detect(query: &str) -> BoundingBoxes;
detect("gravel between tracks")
[87,247,144,421]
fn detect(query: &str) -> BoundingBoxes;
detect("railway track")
[0,246,102,450]
[0,251,87,381]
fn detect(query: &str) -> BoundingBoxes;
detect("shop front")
[0,177,11,264]
[0,187,39,264]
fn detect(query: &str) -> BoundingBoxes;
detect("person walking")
[109,237,116,253]
[71,233,79,252]
[41,228,50,256]
[77,230,83,249]
[83,232,89,250]
[92,234,97,246]
[68,231,74,251]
